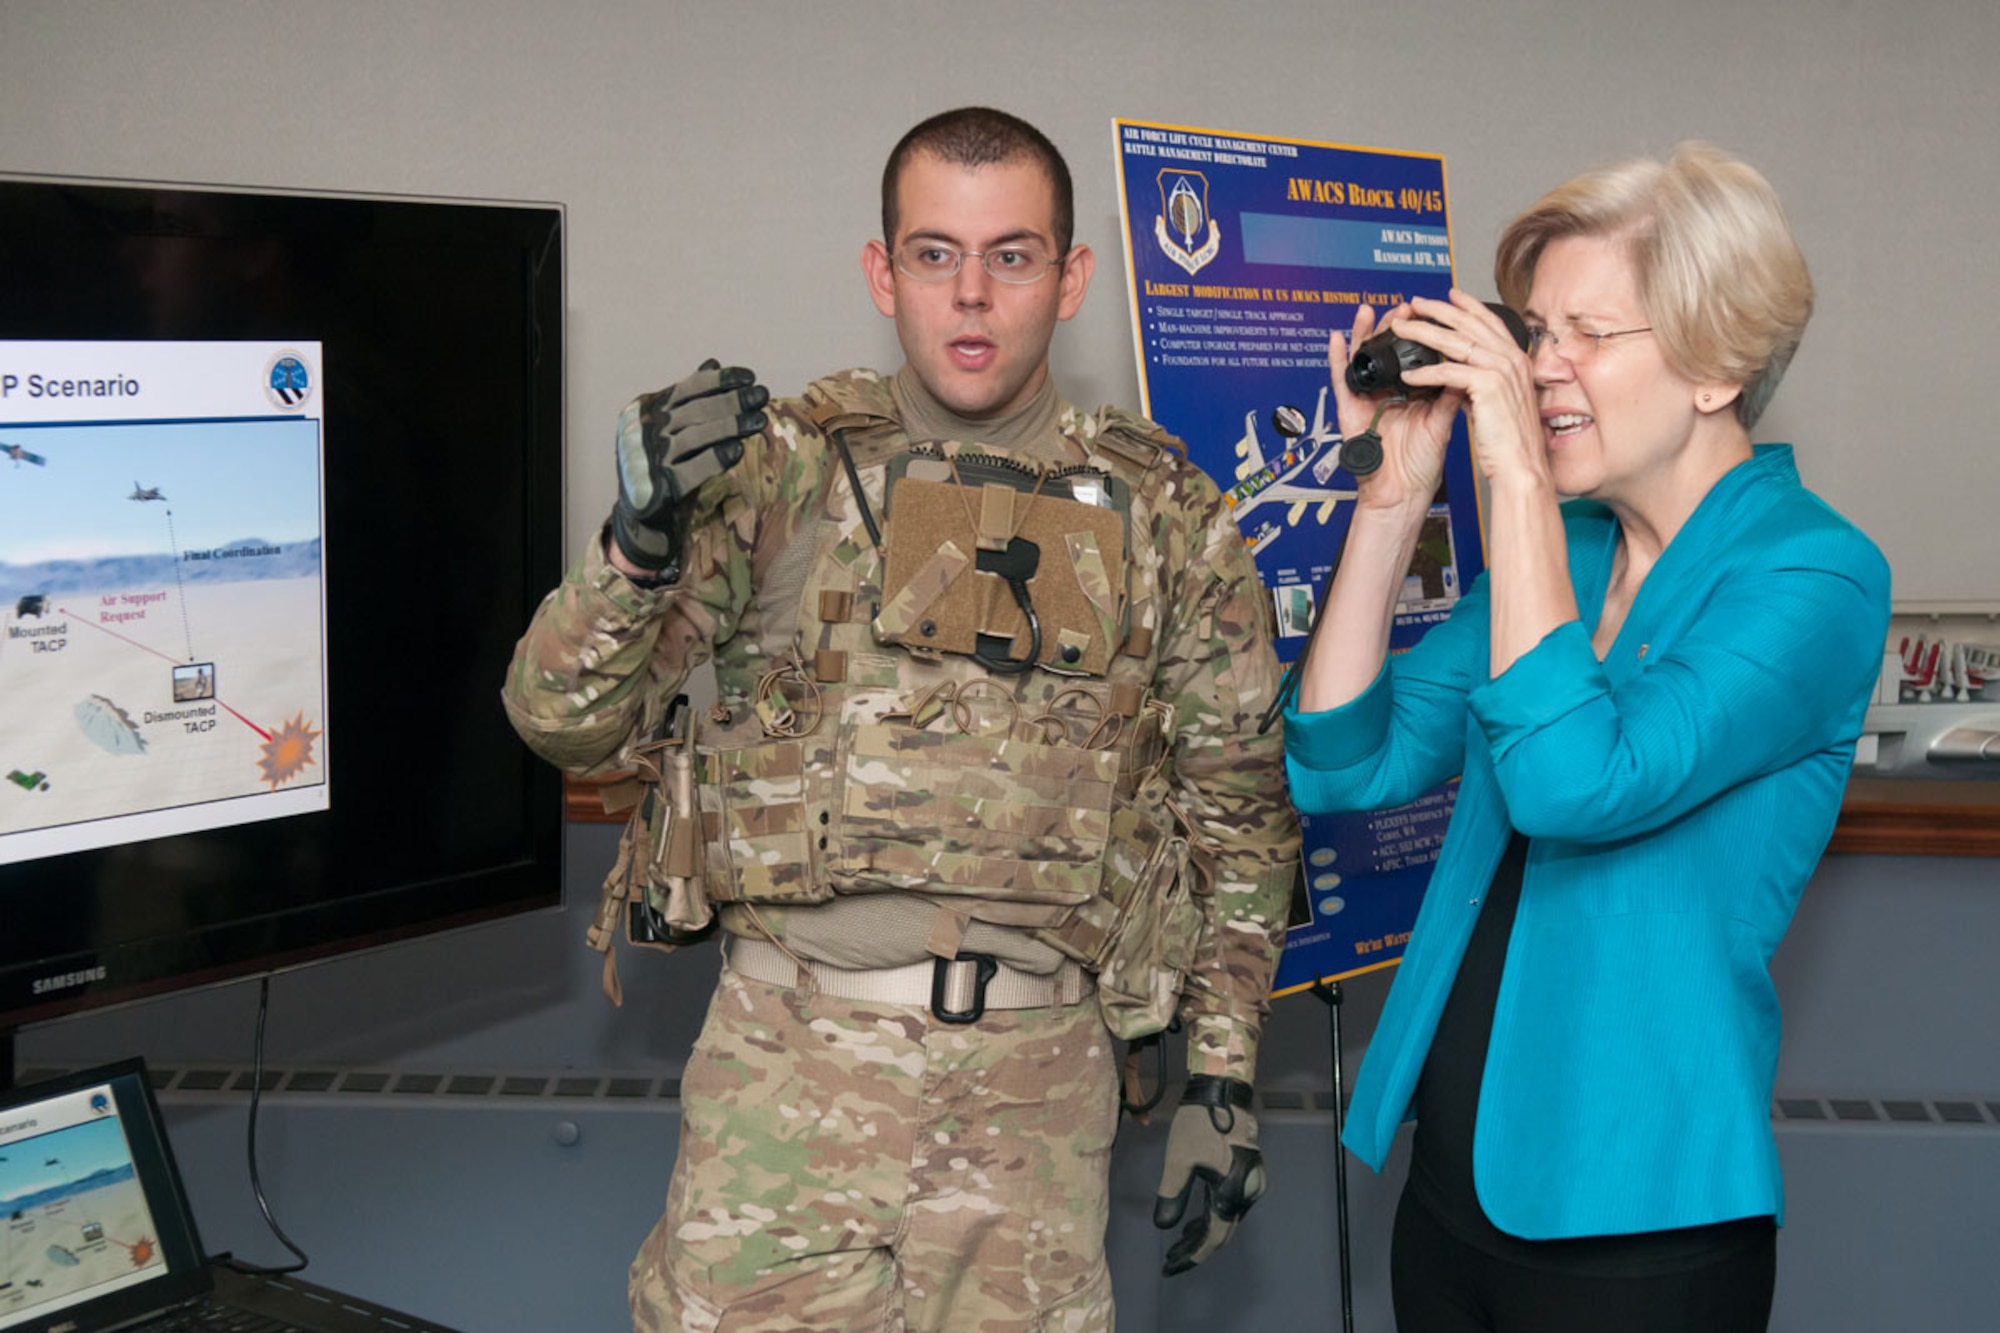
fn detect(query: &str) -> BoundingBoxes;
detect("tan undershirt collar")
[890,365,1073,463]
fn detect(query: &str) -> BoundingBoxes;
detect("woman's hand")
[1385,291,1577,678]
[1329,302,1463,513]
[1381,290,1550,494]
[1300,301,1468,713]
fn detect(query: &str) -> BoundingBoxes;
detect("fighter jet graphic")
[1223,388,1355,555]
[3,442,47,467]
[128,481,166,502]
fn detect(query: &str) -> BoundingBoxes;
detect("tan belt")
[725,935,1090,1023]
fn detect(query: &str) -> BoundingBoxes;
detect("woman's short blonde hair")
[1494,142,1812,428]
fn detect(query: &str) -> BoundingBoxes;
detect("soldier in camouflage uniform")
[503,107,1298,1332]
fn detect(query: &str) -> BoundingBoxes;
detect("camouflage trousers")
[631,966,1119,1332]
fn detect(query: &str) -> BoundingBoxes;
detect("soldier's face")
[863,153,1093,421]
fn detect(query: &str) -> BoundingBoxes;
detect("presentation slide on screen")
[0,342,328,866]
[0,1083,167,1328]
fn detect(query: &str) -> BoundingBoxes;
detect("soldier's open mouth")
[948,338,995,369]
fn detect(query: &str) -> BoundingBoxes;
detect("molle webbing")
[753,393,902,663]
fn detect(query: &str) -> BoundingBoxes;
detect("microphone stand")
[1313,979,1355,1333]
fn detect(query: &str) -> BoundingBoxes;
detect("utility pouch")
[874,447,1129,676]
[635,730,709,933]
[587,696,713,1004]
[1035,798,1199,1039]
[691,711,832,906]
[829,703,1121,907]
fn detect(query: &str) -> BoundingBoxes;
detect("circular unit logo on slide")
[264,351,313,410]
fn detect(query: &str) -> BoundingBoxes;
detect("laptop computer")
[0,1058,458,1333]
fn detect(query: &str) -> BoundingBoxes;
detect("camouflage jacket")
[503,369,1298,1080]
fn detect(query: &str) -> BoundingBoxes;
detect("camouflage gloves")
[1153,1075,1267,1276]
[611,359,769,581]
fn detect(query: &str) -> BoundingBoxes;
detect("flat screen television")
[0,176,565,1052]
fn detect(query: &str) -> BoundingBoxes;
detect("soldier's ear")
[862,240,897,318]
[1056,244,1094,323]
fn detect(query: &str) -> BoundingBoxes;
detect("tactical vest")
[597,372,1211,1036]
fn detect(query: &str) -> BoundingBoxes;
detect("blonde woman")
[1286,145,1890,1331]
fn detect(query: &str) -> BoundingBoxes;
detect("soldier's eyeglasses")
[1525,324,1654,360]
[894,241,1060,286]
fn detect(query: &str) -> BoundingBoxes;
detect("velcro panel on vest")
[876,476,1124,675]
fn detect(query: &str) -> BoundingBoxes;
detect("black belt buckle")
[930,952,1000,1024]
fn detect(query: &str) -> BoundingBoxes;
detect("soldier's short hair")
[882,107,1075,257]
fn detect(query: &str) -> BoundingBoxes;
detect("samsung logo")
[31,965,106,995]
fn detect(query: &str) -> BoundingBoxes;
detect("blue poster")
[1112,119,1483,995]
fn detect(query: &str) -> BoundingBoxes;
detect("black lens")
[1343,341,1393,395]
[1345,331,1439,396]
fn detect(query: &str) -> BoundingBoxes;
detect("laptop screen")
[0,1060,211,1332]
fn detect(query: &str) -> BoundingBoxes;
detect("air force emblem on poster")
[1155,170,1221,275]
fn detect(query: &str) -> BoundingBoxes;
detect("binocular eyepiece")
[1344,302,1531,398]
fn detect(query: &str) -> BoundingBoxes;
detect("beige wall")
[3,0,1994,602]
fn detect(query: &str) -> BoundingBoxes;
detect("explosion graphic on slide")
[257,712,322,790]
